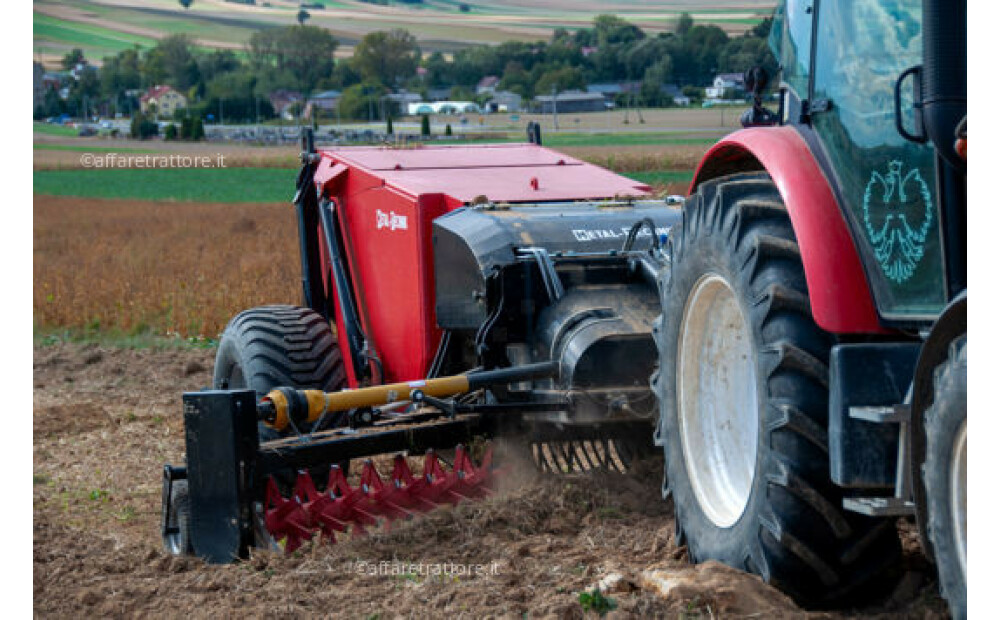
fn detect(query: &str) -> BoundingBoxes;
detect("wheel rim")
[677,273,759,528]
[950,418,967,580]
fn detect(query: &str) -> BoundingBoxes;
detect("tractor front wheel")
[653,173,901,606]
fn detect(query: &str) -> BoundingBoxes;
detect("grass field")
[32,122,82,137]
[33,168,298,203]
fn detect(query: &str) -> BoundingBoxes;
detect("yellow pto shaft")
[258,361,558,432]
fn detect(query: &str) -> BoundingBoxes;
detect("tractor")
[162,0,966,616]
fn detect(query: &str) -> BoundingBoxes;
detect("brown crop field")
[34,196,300,339]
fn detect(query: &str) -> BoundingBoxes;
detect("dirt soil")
[33,343,949,618]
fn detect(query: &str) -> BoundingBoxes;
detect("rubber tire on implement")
[213,304,346,438]
[652,172,901,606]
[162,479,192,555]
[923,335,967,620]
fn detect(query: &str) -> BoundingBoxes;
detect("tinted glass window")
[811,0,946,319]
[769,0,814,98]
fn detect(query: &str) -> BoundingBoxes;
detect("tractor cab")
[770,0,953,324]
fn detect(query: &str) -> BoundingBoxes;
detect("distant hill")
[34,0,775,67]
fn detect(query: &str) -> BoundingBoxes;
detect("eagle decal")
[862,160,933,284]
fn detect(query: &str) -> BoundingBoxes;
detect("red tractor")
[162,0,966,616]
[652,0,966,615]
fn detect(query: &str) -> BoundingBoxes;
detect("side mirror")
[741,66,778,128]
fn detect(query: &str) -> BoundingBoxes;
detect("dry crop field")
[34,196,301,339]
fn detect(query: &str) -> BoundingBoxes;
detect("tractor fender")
[690,126,887,334]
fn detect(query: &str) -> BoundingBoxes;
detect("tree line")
[35,13,775,123]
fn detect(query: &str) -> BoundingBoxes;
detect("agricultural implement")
[162,139,679,562]
[163,0,966,615]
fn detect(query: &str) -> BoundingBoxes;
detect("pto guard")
[691,126,888,335]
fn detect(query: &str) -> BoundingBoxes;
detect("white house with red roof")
[140,85,187,118]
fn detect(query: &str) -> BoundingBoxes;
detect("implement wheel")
[214,305,347,437]
[923,335,967,620]
[653,173,901,606]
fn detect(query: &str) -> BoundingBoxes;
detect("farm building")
[406,101,482,115]
[485,90,522,113]
[140,86,187,118]
[533,91,608,113]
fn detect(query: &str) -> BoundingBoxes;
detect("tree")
[420,113,430,137]
[444,123,452,136]
[337,81,386,120]
[191,117,205,141]
[249,26,338,94]
[297,9,310,25]
[61,48,85,70]
[144,35,201,90]
[351,29,420,88]
[593,15,644,47]
[179,0,193,8]
[164,123,178,140]
[675,12,694,36]
[535,66,585,95]
[386,115,394,135]
[130,113,158,139]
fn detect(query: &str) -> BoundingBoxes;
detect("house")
[268,89,303,120]
[705,73,746,99]
[140,85,187,118]
[533,91,608,114]
[485,90,522,113]
[304,90,341,119]
[476,75,500,95]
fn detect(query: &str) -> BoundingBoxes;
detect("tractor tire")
[923,335,967,620]
[162,479,192,556]
[214,305,347,438]
[652,172,901,606]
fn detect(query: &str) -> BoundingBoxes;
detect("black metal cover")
[432,201,681,330]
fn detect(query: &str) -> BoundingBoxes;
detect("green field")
[629,170,693,187]
[33,167,298,203]
[34,13,157,56]
[34,143,157,153]
[32,122,80,137]
[33,163,688,203]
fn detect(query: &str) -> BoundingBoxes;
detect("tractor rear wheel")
[923,335,967,620]
[214,304,347,438]
[653,173,901,606]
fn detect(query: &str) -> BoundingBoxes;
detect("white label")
[376,209,408,231]
[407,380,427,388]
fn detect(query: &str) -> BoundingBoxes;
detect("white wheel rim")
[950,419,967,580]
[677,274,759,528]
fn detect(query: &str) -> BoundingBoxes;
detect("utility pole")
[551,85,559,131]
[219,99,223,126]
